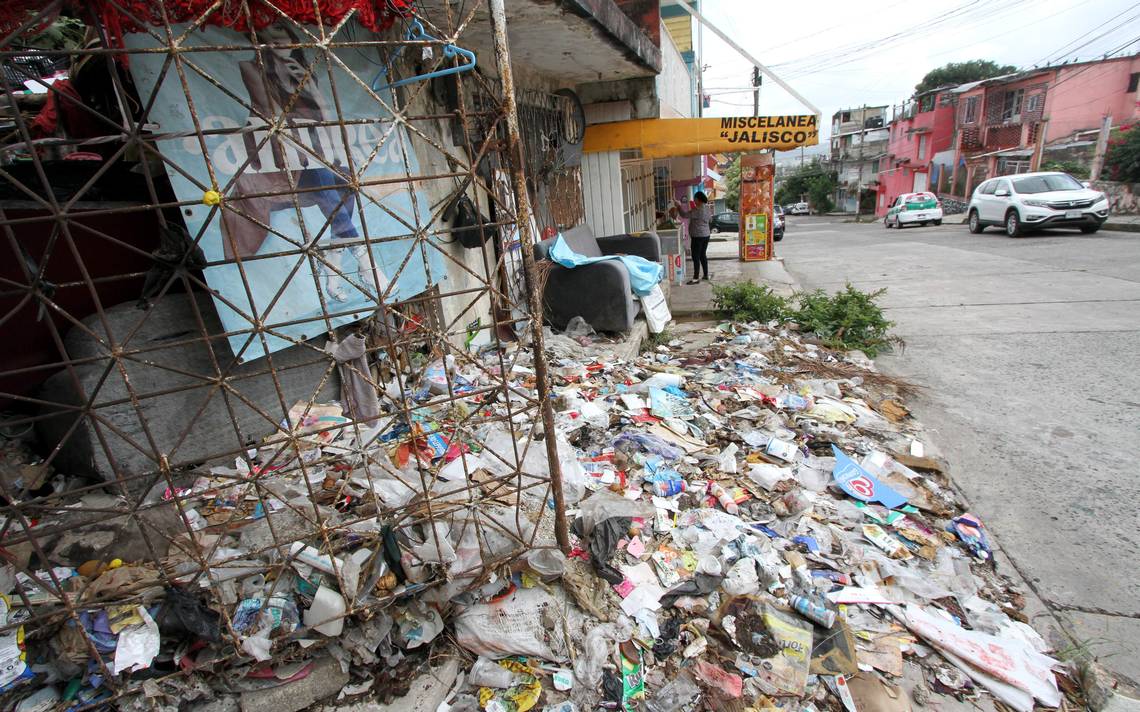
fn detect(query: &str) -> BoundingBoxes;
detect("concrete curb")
[1104,221,1140,233]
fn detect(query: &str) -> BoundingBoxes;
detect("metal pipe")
[487,0,570,554]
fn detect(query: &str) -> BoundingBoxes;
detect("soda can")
[790,593,837,628]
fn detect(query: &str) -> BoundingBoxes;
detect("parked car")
[708,211,784,240]
[883,192,943,228]
[789,202,810,215]
[967,172,1109,237]
[710,211,740,233]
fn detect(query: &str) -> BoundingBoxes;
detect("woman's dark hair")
[693,191,708,203]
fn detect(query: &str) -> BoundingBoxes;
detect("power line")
[1038,35,1140,92]
[774,0,1035,78]
[782,0,1038,79]
[923,0,1088,60]
[1031,2,1140,67]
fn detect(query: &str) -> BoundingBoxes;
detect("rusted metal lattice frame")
[0,0,567,702]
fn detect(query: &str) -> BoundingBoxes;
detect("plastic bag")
[613,432,684,461]
[573,619,633,688]
[748,463,793,491]
[576,489,656,537]
[645,671,700,712]
[722,558,760,596]
[564,316,596,340]
[468,656,522,688]
[717,443,739,474]
[525,549,566,579]
[794,457,832,492]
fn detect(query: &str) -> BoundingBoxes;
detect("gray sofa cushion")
[560,224,603,258]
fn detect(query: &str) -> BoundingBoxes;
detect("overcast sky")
[694,0,1140,140]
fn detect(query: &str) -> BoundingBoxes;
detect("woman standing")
[674,191,712,285]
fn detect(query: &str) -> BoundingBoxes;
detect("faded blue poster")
[125,22,444,361]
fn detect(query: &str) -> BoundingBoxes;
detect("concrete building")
[579,0,703,236]
[875,90,957,216]
[829,105,889,213]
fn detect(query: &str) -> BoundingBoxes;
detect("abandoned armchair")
[535,224,662,333]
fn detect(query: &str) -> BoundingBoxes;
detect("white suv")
[967,172,1110,237]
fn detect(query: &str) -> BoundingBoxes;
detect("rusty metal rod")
[487,0,569,554]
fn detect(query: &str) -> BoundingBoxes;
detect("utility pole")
[696,0,704,118]
[1030,119,1049,172]
[1089,115,1113,181]
[751,66,762,116]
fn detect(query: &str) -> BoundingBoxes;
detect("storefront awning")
[584,115,820,159]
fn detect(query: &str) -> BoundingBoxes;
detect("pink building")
[875,89,957,216]
[949,53,1140,198]
[1044,55,1140,142]
[951,70,1051,197]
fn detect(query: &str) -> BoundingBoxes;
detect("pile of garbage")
[443,321,1073,712]
[0,321,1077,712]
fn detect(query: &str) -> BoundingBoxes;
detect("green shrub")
[1040,159,1089,179]
[711,281,900,356]
[793,284,898,356]
[712,282,792,323]
[1104,124,1140,183]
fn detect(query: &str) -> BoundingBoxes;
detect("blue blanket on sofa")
[548,234,664,296]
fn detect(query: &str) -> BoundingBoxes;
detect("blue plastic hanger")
[371,19,476,92]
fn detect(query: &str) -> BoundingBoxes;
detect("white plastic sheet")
[900,604,1060,710]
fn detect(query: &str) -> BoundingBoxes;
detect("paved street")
[775,214,1140,682]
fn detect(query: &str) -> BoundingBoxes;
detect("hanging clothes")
[326,334,381,423]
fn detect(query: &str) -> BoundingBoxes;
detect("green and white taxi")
[884,192,943,228]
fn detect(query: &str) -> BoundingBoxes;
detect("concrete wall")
[1091,180,1140,215]
[656,20,692,119]
[1045,56,1140,141]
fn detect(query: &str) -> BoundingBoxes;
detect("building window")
[1001,88,1024,122]
[918,135,928,160]
[1129,72,1140,93]
[964,96,979,124]
[1025,94,1042,113]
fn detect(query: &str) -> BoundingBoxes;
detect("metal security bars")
[0,0,566,704]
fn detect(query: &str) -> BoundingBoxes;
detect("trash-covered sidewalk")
[0,320,1083,712]
[449,320,1075,712]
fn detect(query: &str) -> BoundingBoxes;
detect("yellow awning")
[584,115,820,159]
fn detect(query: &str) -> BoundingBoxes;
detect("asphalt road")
[778,214,1140,682]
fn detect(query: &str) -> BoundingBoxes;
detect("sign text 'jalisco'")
[583,115,819,159]
[718,115,818,146]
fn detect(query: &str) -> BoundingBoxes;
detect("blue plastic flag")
[830,445,908,509]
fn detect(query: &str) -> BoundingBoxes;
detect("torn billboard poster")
[125,22,446,361]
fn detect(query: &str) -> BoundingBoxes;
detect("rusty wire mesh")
[0,0,567,704]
